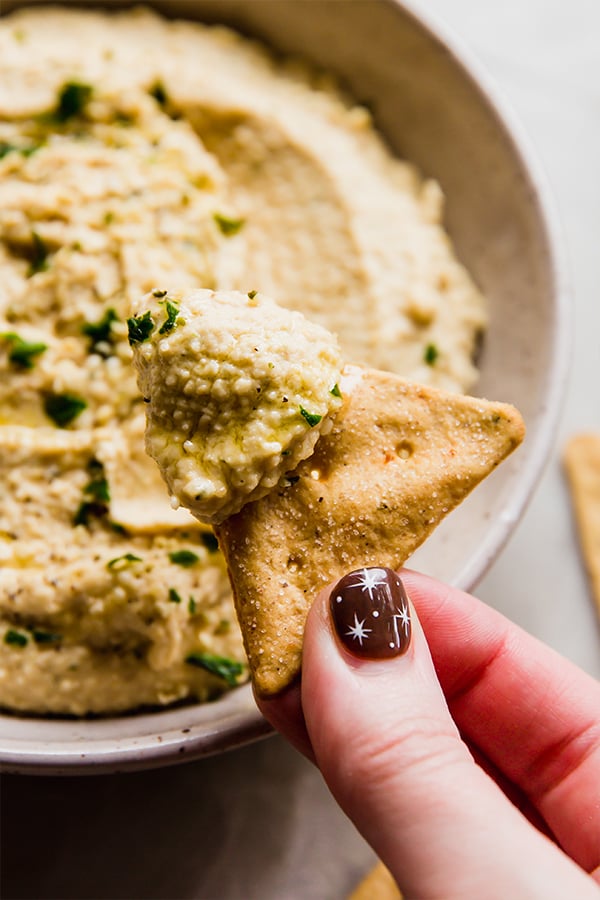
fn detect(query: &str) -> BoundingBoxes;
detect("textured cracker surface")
[217,367,525,696]
[564,433,600,617]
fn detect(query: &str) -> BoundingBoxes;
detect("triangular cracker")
[216,366,525,696]
[564,433,600,617]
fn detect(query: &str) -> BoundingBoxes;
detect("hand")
[257,568,600,899]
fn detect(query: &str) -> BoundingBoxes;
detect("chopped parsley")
[109,521,128,536]
[158,299,180,335]
[330,383,342,398]
[152,289,168,298]
[4,629,28,648]
[299,406,322,427]
[82,308,119,356]
[200,532,219,553]
[149,81,168,106]
[424,343,439,366]
[28,231,49,276]
[127,310,155,345]
[0,141,40,160]
[169,549,199,568]
[44,391,87,427]
[247,290,257,299]
[83,461,110,503]
[1,332,47,369]
[32,630,61,644]
[73,501,106,527]
[168,588,183,604]
[185,651,244,686]
[54,81,93,122]
[74,460,110,526]
[107,553,142,570]
[213,212,245,237]
[188,596,197,614]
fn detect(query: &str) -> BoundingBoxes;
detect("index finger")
[401,569,600,875]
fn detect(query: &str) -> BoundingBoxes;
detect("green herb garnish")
[107,553,142,570]
[168,588,182,604]
[149,81,168,106]
[200,532,219,553]
[127,311,155,345]
[4,629,28,648]
[185,651,244,686]
[169,549,199,568]
[330,383,342,398]
[0,141,40,160]
[82,308,119,356]
[188,596,197,614]
[83,463,110,503]
[28,231,49,276]
[74,461,110,526]
[109,521,128,536]
[73,501,106,526]
[158,299,180,335]
[152,289,168,298]
[54,81,93,122]
[32,630,61,644]
[247,290,257,299]
[424,343,439,366]
[213,212,245,237]
[1,332,47,369]
[299,406,322,427]
[44,392,87,427]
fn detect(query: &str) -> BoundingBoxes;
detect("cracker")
[216,366,525,696]
[348,862,402,900]
[563,433,600,617]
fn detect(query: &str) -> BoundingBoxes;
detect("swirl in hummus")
[0,6,486,715]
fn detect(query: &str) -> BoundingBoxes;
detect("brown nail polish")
[330,566,411,659]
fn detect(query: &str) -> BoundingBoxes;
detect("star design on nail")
[396,607,410,634]
[350,567,388,600]
[345,612,372,646]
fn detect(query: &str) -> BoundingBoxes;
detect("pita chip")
[348,861,402,900]
[564,433,600,618]
[216,366,525,696]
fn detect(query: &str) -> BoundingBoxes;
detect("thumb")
[296,566,595,899]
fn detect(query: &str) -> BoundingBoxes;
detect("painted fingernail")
[330,566,411,659]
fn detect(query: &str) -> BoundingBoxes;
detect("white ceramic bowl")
[0,0,568,774]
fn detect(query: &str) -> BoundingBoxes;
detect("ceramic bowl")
[0,0,568,774]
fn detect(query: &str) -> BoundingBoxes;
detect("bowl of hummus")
[0,1,567,772]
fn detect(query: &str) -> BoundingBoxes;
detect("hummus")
[0,6,486,715]
[132,289,343,524]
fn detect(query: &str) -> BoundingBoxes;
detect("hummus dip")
[0,6,486,715]
[131,289,343,524]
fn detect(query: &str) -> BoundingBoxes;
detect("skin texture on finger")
[400,569,600,877]
[297,583,598,899]
[255,680,314,762]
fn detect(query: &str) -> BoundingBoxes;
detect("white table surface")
[2,2,599,898]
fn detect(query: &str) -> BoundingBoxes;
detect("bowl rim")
[397,0,571,592]
[0,0,570,774]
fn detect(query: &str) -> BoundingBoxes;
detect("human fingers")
[297,567,598,898]
[256,680,314,762]
[401,569,600,876]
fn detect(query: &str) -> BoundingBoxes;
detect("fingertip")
[254,679,315,763]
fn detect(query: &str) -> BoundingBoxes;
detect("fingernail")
[330,566,411,659]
